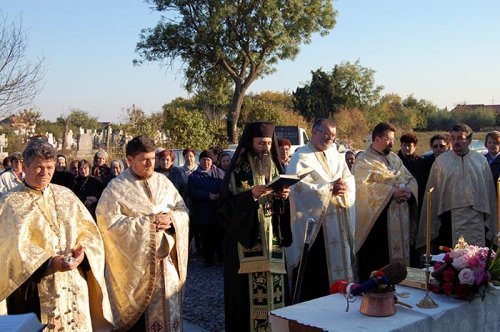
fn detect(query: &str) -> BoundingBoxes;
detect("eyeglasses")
[316,128,336,140]
[432,144,446,148]
[378,136,394,143]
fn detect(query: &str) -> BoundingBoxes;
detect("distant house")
[0,115,36,136]
[451,104,500,113]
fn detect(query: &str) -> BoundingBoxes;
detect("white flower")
[450,249,465,259]
[452,256,469,270]
[458,268,475,285]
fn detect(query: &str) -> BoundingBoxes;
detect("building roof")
[451,104,500,113]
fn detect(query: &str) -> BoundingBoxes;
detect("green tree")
[293,69,339,121]
[402,95,438,130]
[56,109,99,131]
[121,105,163,141]
[56,109,99,150]
[18,108,41,128]
[368,93,403,128]
[333,107,369,148]
[454,107,496,131]
[293,60,383,121]
[36,119,65,140]
[162,105,218,150]
[240,91,310,131]
[426,109,455,131]
[330,60,383,110]
[240,94,283,125]
[135,0,337,143]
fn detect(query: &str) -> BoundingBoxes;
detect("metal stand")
[417,254,438,309]
[292,218,317,304]
[292,241,310,304]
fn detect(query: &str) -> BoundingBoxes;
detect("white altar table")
[270,285,500,332]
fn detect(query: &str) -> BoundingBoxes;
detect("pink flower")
[466,255,480,269]
[449,250,462,259]
[452,256,469,270]
[458,268,475,285]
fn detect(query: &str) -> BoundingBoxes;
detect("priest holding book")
[285,118,356,302]
[218,121,292,332]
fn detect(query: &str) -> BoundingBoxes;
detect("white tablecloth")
[270,285,500,332]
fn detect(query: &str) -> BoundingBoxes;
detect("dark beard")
[383,145,392,155]
[252,151,272,177]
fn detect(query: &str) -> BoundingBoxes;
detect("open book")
[266,167,314,191]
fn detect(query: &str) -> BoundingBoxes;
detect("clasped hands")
[331,178,348,196]
[50,245,85,273]
[150,212,174,232]
[393,186,411,203]
[251,185,290,200]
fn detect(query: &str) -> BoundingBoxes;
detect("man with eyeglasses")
[419,134,450,203]
[0,152,25,194]
[353,122,418,281]
[417,124,497,252]
[285,118,355,302]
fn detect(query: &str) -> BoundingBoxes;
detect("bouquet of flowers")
[430,237,500,301]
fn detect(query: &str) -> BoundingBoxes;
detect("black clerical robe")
[218,156,291,332]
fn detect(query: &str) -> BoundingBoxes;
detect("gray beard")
[253,152,272,177]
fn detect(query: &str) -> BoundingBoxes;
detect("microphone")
[330,262,407,296]
[304,218,318,245]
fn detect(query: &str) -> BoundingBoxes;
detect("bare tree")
[0,14,45,120]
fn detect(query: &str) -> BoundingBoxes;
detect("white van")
[274,126,309,154]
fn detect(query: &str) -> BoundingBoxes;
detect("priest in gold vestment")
[416,124,497,251]
[353,123,418,282]
[0,139,113,331]
[96,135,189,331]
[285,119,355,302]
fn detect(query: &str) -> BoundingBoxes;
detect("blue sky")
[3,1,500,123]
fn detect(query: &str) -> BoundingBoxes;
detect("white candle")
[426,187,434,257]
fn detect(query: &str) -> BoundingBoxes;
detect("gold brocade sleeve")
[0,184,113,331]
[353,150,417,252]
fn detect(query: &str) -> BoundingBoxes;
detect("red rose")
[443,268,456,282]
[442,282,454,295]
[431,287,442,294]
[444,253,452,263]
[455,283,472,300]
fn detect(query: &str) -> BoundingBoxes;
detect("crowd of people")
[0,120,498,331]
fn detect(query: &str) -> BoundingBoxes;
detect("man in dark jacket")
[397,133,422,178]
